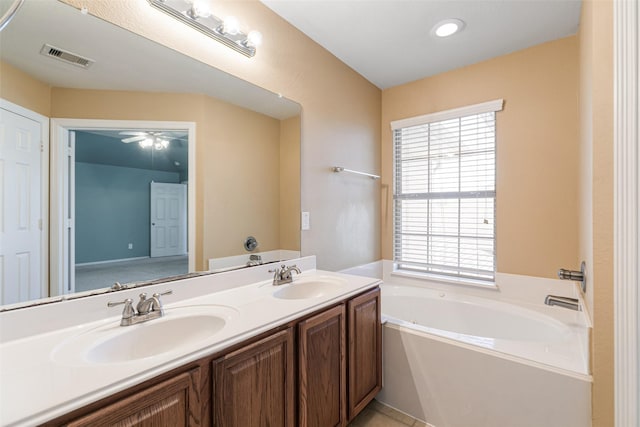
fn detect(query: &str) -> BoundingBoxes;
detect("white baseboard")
[75,256,150,267]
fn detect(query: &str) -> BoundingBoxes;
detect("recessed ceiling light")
[432,19,465,38]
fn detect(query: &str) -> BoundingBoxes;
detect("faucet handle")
[107,298,133,307]
[152,290,173,300]
[107,298,135,319]
[268,264,286,275]
[151,290,173,314]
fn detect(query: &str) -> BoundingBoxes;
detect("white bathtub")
[378,283,592,427]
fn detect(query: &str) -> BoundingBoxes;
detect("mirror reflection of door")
[150,182,187,258]
[0,102,48,305]
[72,129,189,292]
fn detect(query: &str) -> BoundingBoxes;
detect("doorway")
[50,119,196,296]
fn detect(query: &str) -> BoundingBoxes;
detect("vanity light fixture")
[147,0,262,57]
[432,18,465,38]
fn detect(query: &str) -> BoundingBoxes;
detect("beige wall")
[5,1,617,424]
[381,36,580,279]
[199,95,283,260]
[60,0,382,272]
[50,88,292,270]
[280,116,301,251]
[0,60,51,116]
[578,1,614,425]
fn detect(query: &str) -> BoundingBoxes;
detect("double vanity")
[0,256,382,426]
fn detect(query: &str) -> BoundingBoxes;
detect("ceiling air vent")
[39,44,94,69]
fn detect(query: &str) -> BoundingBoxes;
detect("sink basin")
[87,314,225,363]
[52,305,237,365]
[273,276,347,300]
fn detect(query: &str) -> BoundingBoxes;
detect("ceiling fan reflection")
[119,131,181,150]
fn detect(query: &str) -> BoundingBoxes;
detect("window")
[391,100,503,283]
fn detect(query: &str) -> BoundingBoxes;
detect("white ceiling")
[261,0,582,89]
[0,0,300,119]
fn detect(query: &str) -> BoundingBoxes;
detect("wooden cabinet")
[347,288,382,420]
[212,328,295,427]
[298,304,346,427]
[47,286,381,427]
[67,368,201,427]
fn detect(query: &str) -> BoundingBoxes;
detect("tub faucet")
[246,254,263,267]
[544,295,581,311]
[108,290,173,326]
[269,264,301,286]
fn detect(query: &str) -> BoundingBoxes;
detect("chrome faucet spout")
[108,290,173,326]
[136,293,154,315]
[544,295,581,311]
[269,264,302,286]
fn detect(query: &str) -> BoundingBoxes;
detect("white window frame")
[391,99,503,285]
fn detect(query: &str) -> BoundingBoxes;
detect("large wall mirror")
[0,0,301,309]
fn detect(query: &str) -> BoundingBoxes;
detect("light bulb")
[192,1,211,18]
[246,30,263,47]
[436,23,458,37]
[153,139,169,150]
[139,138,153,148]
[186,1,211,19]
[223,16,240,35]
[432,19,465,38]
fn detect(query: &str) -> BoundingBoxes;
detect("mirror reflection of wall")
[0,0,301,308]
[74,130,189,292]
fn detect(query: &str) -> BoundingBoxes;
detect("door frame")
[613,0,639,424]
[0,98,49,300]
[49,118,196,296]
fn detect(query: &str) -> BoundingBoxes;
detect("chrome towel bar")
[332,166,380,180]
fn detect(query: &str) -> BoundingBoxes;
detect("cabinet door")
[348,288,382,420]
[68,368,201,427]
[213,328,294,427]
[298,304,346,427]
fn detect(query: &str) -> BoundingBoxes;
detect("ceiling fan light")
[139,138,153,148]
[154,139,170,150]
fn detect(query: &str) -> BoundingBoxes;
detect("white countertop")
[0,258,381,426]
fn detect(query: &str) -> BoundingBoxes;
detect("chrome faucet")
[246,254,263,267]
[269,264,301,286]
[108,290,173,326]
[544,295,581,311]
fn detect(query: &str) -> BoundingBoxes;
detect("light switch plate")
[301,211,310,230]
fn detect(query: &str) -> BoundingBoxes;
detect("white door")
[0,107,42,304]
[150,182,187,257]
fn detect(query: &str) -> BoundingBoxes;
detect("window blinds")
[393,100,502,283]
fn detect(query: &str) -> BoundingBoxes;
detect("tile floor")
[349,400,428,427]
